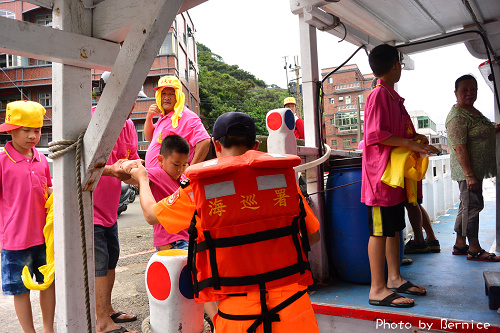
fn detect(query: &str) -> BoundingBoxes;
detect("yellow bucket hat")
[154,75,185,128]
[0,100,46,132]
[283,97,296,106]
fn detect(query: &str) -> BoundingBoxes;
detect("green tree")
[198,43,290,135]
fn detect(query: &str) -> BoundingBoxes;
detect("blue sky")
[189,0,496,129]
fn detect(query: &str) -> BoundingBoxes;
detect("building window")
[0,9,15,19]
[418,118,429,129]
[35,13,52,26]
[358,94,363,104]
[331,139,337,146]
[329,118,335,125]
[432,137,439,144]
[334,111,364,132]
[345,95,351,104]
[159,32,178,55]
[38,91,52,107]
[352,137,357,143]
[338,96,344,101]
[328,77,333,84]
[343,138,351,147]
[136,123,146,143]
[329,97,334,104]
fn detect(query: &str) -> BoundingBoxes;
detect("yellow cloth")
[22,194,54,290]
[381,147,429,204]
[155,77,185,128]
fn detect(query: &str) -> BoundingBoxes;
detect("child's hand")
[408,140,440,155]
[129,165,148,182]
[120,159,144,174]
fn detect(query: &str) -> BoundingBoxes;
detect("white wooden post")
[51,1,95,331]
[297,11,329,283]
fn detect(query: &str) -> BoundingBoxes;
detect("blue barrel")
[325,165,371,284]
[325,165,404,284]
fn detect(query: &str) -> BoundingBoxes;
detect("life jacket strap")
[203,230,221,290]
[187,211,199,296]
[217,288,308,333]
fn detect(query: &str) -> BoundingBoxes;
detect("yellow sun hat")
[283,97,296,106]
[154,75,185,128]
[0,100,46,132]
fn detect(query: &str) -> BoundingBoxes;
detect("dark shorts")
[1,244,46,295]
[94,222,120,277]
[367,202,405,237]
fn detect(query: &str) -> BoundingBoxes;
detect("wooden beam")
[92,0,209,43]
[82,0,184,189]
[22,0,53,9]
[0,16,119,70]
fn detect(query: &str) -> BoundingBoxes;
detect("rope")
[49,131,92,333]
[305,180,361,197]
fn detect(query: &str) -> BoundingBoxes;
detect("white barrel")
[266,108,297,155]
[145,249,204,333]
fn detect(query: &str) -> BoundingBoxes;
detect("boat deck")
[310,200,500,332]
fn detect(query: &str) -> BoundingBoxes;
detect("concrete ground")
[0,200,211,333]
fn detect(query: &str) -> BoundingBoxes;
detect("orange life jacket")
[185,150,313,303]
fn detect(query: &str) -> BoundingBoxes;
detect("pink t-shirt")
[147,167,188,247]
[145,106,210,168]
[361,79,416,207]
[0,142,52,250]
[93,118,140,227]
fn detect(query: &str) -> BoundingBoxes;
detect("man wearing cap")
[129,112,320,333]
[144,75,210,168]
[283,97,304,140]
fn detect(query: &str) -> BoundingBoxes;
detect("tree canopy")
[197,43,291,135]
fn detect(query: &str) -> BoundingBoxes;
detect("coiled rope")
[48,131,92,333]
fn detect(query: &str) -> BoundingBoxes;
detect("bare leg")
[404,203,424,244]
[39,283,55,333]
[386,232,425,295]
[14,292,36,333]
[368,235,413,305]
[420,205,437,242]
[454,234,468,249]
[204,301,218,320]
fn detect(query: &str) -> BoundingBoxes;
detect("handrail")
[294,143,332,172]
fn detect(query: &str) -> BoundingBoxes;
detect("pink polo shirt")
[361,79,416,207]
[145,106,210,168]
[93,117,140,227]
[0,142,52,250]
[147,167,188,247]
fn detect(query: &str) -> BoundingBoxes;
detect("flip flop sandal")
[389,280,426,296]
[105,327,129,333]
[467,249,500,262]
[452,245,469,255]
[369,292,414,308]
[110,311,137,323]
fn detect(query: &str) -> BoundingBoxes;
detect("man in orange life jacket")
[130,112,320,333]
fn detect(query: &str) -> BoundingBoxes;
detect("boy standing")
[0,100,55,332]
[122,134,190,250]
[362,44,439,308]
[130,112,320,333]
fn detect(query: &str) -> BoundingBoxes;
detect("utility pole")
[292,55,302,118]
[283,56,290,94]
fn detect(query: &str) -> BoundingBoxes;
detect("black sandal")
[467,249,500,262]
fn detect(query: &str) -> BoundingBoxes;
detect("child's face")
[8,126,41,152]
[158,151,189,180]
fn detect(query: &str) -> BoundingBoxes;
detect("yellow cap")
[283,97,296,106]
[0,100,46,132]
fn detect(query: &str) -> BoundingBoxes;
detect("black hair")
[216,124,256,149]
[455,74,477,91]
[368,44,399,77]
[159,134,190,157]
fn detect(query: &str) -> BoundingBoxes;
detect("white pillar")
[298,12,329,283]
[493,62,500,253]
[51,1,95,331]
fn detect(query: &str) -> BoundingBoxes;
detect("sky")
[189,0,496,130]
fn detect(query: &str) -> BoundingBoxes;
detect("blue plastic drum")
[325,165,404,284]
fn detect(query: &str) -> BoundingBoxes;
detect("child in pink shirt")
[362,45,439,309]
[123,134,190,250]
[0,100,55,332]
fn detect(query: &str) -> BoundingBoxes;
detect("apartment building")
[322,64,373,150]
[408,110,449,154]
[0,1,200,154]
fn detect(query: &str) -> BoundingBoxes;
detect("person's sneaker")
[426,239,440,253]
[404,239,430,254]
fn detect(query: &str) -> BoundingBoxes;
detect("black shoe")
[404,239,430,254]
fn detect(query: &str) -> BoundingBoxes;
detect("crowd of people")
[0,47,498,333]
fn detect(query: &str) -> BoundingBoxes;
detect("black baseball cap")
[212,112,256,141]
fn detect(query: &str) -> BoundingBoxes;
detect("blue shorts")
[1,244,47,295]
[155,239,189,252]
[94,222,120,277]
